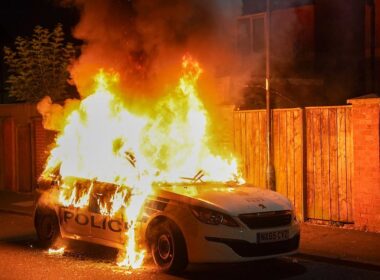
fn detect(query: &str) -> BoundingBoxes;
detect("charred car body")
[34,177,300,273]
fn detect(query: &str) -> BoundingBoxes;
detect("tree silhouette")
[3,24,75,102]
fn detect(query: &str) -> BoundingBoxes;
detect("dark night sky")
[0,0,377,104]
[0,0,79,44]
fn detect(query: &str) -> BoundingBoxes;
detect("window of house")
[237,18,251,56]
[237,14,266,55]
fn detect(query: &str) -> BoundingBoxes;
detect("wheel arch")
[145,215,187,250]
[146,215,189,273]
[34,204,60,231]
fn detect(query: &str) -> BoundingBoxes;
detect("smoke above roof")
[62,0,242,101]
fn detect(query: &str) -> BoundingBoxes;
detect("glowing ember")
[38,55,243,269]
[48,247,65,255]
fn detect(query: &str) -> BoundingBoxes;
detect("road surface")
[0,212,379,280]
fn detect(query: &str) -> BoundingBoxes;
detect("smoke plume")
[62,0,242,103]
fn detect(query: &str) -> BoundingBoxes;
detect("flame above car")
[38,55,243,269]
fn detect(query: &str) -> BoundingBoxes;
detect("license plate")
[258,230,289,243]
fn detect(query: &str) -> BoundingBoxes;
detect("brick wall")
[32,118,55,187]
[348,98,380,232]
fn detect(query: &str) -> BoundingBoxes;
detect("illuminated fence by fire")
[234,108,304,220]
[233,98,379,232]
[233,106,353,223]
[0,103,55,192]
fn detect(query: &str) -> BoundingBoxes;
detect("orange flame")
[48,247,65,255]
[39,55,243,269]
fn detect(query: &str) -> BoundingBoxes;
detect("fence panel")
[305,106,353,223]
[17,124,32,192]
[272,109,304,219]
[234,110,267,188]
[233,109,304,219]
[0,118,16,191]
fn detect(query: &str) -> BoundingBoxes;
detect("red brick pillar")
[348,98,380,232]
[32,118,56,183]
[33,118,46,182]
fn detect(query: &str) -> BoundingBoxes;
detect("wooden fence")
[233,106,353,223]
[305,106,353,223]
[0,103,55,192]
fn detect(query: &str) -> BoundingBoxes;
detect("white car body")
[35,180,300,269]
[142,183,300,263]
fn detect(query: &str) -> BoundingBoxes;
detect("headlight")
[190,206,239,227]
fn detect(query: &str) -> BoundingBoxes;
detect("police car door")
[89,187,124,245]
[59,207,91,237]
[58,180,92,238]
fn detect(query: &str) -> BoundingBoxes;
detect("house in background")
[231,0,379,108]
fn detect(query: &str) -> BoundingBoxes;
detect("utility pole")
[370,0,376,93]
[265,0,275,191]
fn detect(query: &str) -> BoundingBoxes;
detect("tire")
[150,220,188,274]
[35,208,61,248]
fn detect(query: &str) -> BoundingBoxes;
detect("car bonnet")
[157,183,293,216]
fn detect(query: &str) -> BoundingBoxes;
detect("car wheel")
[151,220,188,274]
[35,208,61,248]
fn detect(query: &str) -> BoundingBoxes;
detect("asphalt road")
[0,212,379,280]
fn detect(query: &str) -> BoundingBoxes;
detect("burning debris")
[47,247,65,256]
[37,55,243,269]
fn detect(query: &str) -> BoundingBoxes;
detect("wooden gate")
[305,106,353,223]
[0,112,55,192]
[0,118,16,191]
[16,124,33,192]
[272,109,304,220]
[0,120,33,192]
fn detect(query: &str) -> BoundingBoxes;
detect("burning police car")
[34,176,300,273]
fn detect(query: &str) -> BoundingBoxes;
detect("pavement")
[0,190,380,268]
[299,223,380,268]
[0,190,35,216]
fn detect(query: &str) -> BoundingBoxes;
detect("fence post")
[301,108,307,222]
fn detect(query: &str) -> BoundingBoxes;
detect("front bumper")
[163,203,301,263]
[185,227,300,263]
[205,234,300,258]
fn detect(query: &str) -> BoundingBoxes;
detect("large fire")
[39,55,243,268]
